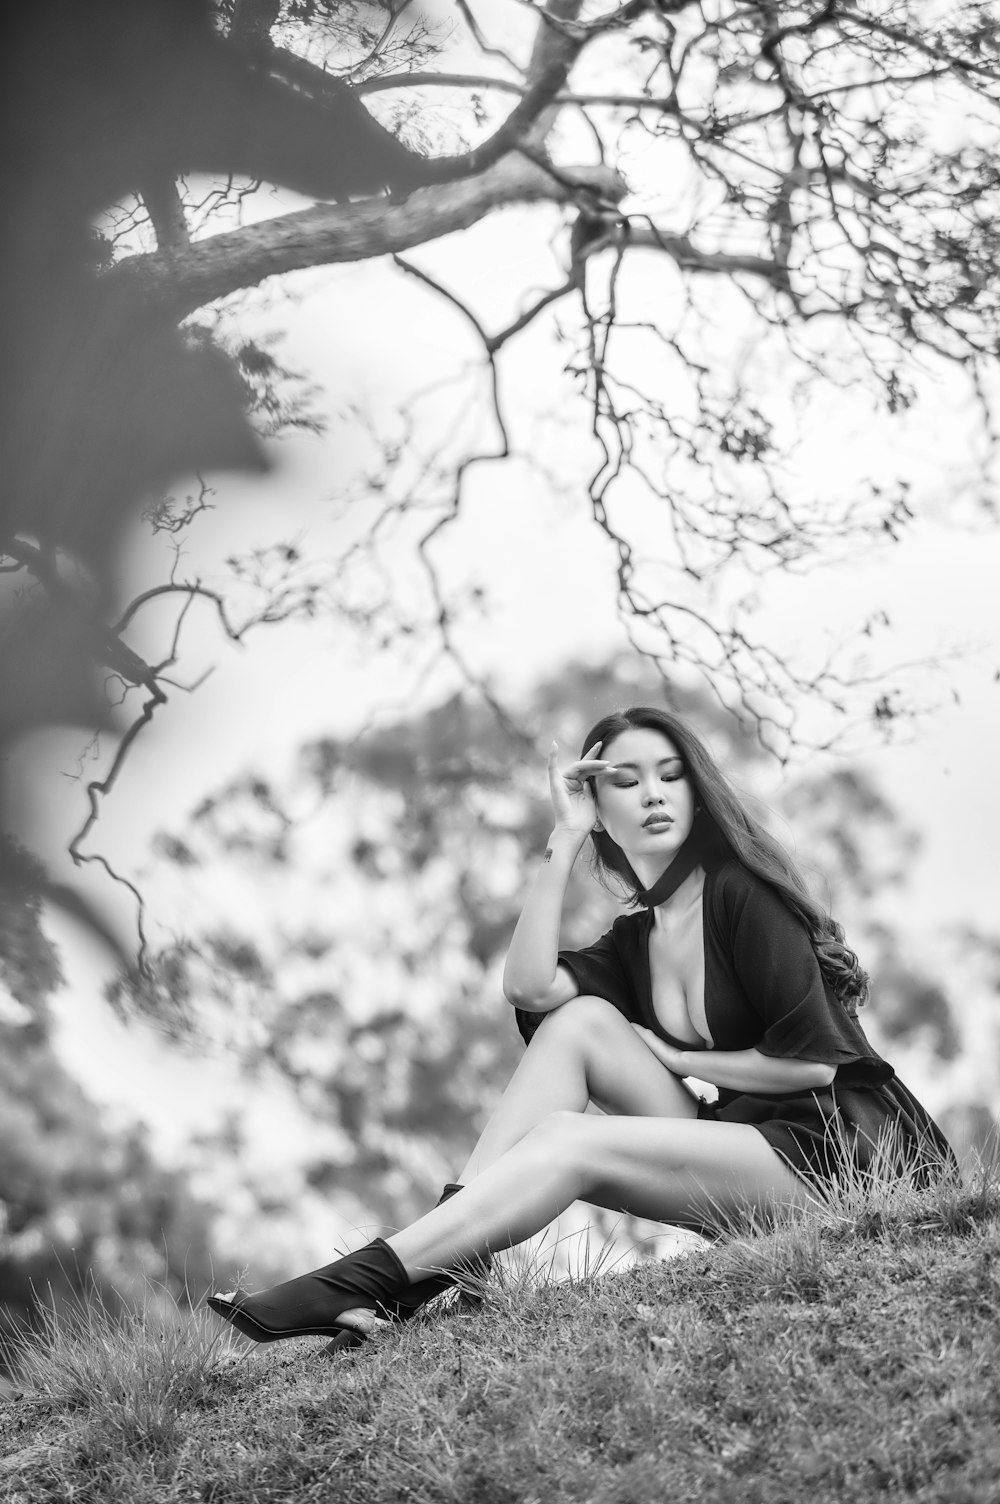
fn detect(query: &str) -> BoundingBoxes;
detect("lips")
[642,813,674,829]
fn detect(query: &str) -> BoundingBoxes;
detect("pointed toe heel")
[206,1293,278,1343]
[206,1238,409,1343]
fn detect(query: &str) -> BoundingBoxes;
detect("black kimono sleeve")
[726,873,892,1086]
[514,922,638,1047]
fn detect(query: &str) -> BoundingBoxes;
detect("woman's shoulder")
[581,906,648,961]
[606,905,647,940]
[705,857,759,905]
[705,859,798,928]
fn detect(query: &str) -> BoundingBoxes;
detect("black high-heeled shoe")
[385,1182,493,1320]
[325,1184,492,1353]
[207,1237,408,1343]
[381,1182,463,1321]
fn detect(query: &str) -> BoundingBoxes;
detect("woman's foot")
[380,1183,493,1322]
[323,1183,491,1351]
[207,1238,408,1343]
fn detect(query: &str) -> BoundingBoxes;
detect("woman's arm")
[503,741,617,1012]
[502,829,586,1011]
[630,1026,837,1092]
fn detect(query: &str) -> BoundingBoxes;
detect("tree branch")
[171,0,594,201]
[354,70,532,97]
[624,220,792,290]
[112,155,627,321]
[838,3,1000,83]
[113,580,250,640]
[355,71,688,122]
[139,173,191,252]
[1,538,161,688]
[354,0,591,182]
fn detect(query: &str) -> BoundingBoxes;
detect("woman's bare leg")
[387,1110,813,1282]
[456,996,698,1182]
[337,1001,702,1333]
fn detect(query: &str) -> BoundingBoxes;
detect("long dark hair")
[583,706,870,1012]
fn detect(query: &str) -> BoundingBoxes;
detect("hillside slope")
[2,1176,998,1503]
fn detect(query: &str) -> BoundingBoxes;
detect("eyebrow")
[609,757,684,771]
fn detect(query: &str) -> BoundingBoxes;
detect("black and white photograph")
[1,1,998,1498]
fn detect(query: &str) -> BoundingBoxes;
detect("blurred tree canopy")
[2,0,1000,949]
[0,837,218,1365]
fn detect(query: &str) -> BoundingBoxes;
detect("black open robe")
[515,860,955,1192]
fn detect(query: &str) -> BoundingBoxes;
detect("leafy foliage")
[0,839,63,1017]
[0,838,219,1369]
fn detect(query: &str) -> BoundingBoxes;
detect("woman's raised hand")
[547,741,618,838]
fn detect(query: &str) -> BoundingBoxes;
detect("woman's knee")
[537,994,629,1046]
[523,1109,593,1169]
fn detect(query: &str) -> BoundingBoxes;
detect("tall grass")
[6,1277,245,1457]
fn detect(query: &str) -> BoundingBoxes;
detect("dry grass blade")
[8,1275,247,1453]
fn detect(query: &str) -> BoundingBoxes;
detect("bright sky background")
[18,225,998,930]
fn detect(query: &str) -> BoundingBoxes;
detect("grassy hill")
[2,1166,998,1504]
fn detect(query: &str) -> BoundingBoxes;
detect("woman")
[209,706,955,1345]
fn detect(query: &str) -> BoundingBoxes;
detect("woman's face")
[594,726,696,866]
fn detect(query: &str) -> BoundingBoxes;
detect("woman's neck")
[632,838,704,909]
[649,865,705,920]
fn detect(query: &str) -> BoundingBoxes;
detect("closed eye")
[612,769,685,788]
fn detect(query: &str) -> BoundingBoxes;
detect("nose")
[642,786,666,806]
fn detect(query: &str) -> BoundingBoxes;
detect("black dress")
[515,860,955,1193]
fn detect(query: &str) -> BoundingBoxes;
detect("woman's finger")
[549,741,614,772]
[550,744,612,770]
[564,765,616,790]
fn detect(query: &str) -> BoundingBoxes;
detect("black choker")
[636,837,704,909]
